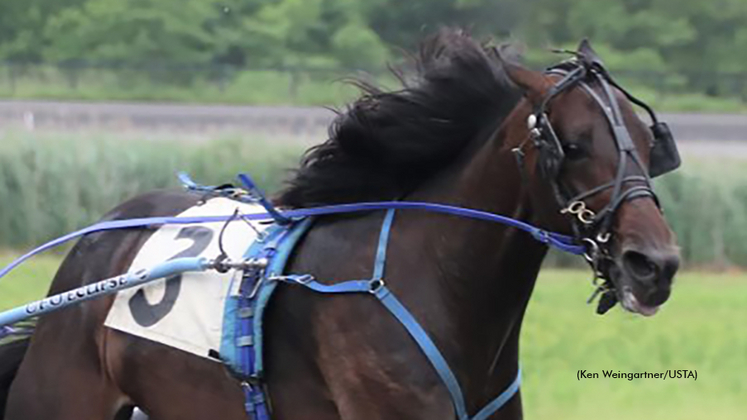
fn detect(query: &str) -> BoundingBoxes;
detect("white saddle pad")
[104,197,272,359]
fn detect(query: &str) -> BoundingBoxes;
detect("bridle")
[513,52,681,313]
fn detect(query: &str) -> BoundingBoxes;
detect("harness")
[0,175,570,420]
[225,208,522,420]
[513,52,681,313]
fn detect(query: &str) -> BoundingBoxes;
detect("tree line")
[2,0,747,96]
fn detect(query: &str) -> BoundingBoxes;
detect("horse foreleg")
[106,330,248,420]
[5,324,130,420]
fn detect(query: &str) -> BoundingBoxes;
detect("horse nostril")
[622,250,658,282]
[622,249,680,286]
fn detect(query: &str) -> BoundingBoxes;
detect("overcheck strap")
[373,209,396,281]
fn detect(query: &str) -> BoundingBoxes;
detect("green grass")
[0,66,398,106]
[3,64,747,112]
[522,270,747,419]
[0,131,305,248]
[0,254,743,418]
[0,253,60,311]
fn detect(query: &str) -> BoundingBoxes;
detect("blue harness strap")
[374,284,470,419]
[0,200,586,286]
[471,369,522,420]
[277,209,521,420]
[372,208,395,281]
[221,218,314,420]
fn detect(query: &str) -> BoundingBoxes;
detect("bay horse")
[0,29,679,420]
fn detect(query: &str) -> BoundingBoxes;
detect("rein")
[0,196,585,284]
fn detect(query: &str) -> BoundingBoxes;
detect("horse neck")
[401,123,548,403]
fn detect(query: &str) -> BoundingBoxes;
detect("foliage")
[0,64,367,105]
[3,0,747,103]
[0,132,303,248]
[2,60,745,111]
[43,0,217,69]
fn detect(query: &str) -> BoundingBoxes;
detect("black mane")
[277,29,522,207]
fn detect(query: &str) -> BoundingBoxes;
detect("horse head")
[501,40,681,316]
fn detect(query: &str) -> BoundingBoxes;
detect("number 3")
[128,226,213,327]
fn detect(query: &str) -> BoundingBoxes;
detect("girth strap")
[276,209,521,420]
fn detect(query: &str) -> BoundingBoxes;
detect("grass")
[0,131,305,248]
[522,270,747,419]
[0,252,743,418]
[0,65,398,106]
[2,64,747,112]
[0,253,60,311]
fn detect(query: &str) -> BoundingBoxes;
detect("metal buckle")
[241,381,254,393]
[368,278,385,294]
[295,274,314,285]
[532,230,550,243]
[561,201,596,225]
[247,276,264,299]
[582,238,599,264]
[266,274,314,285]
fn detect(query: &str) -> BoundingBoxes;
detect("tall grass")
[0,132,743,267]
[654,161,747,267]
[2,64,746,112]
[0,65,398,107]
[0,132,304,248]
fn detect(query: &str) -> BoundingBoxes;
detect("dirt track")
[1,100,745,156]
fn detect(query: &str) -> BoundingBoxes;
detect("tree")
[211,0,389,69]
[365,0,523,51]
[0,0,87,62]
[43,0,219,66]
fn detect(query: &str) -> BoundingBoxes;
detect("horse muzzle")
[613,246,680,316]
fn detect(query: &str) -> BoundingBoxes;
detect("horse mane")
[276,28,523,207]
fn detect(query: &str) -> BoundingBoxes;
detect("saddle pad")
[105,197,273,359]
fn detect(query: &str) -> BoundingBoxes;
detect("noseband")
[514,57,681,313]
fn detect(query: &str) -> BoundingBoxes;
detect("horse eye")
[563,143,586,161]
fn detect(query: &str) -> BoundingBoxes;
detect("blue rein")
[0,201,583,284]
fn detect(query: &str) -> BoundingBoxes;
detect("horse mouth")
[620,287,660,317]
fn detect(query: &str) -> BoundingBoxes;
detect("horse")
[0,29,680,420]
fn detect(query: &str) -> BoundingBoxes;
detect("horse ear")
[500,59,551,103]
[577,39,605,68]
